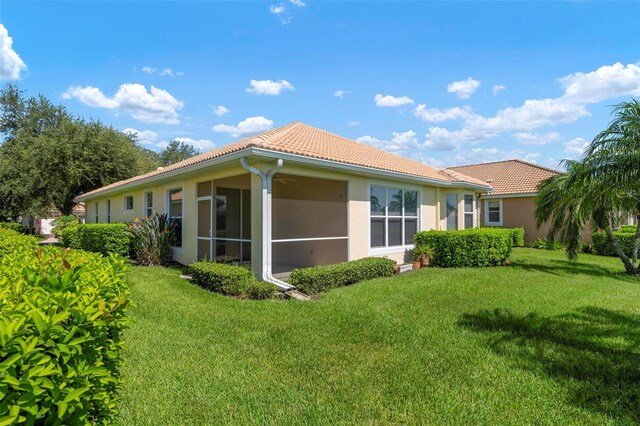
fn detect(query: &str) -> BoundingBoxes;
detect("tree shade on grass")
[119,249,640,425]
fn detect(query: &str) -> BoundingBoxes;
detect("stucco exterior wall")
[83,158,484,269]
[480,196,548,243]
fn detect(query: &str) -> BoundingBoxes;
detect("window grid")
[94,202,99,223]
[464,194,474,229]
[144,191,153,217]
[370,185,418,249]
[168,189,183,248]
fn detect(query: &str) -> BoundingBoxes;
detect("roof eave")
[76,147,492,201]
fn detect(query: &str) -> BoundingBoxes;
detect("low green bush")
[0,221,28,234]
[592,229,637,257]
[288,257,395,295]
[246,281,276,300]
[0,244,131,424]
[189,262,255,296]
[0,228,38,258]
[60,223,131,257]
[414,229,513,268]
[51,215,80,237]
[530,237,563,251]
[619,224,637,233]
[510,227,525,247]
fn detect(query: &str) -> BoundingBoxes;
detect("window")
[168,188,183,247]
[94,202,99,223]
[464,194,474,229]
[106,200,111,224]
[124,195,134,211]
[370,185,419,249]
[485,199,503,226]
[144,191,153,217]
[446,193,458,230]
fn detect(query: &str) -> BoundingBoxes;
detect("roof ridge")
[450,158,560,174]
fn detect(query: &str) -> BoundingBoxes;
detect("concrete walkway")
[38,235,59,245]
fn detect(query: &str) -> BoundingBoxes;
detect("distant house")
[77,122,490,290]
[21,204,85,235]
[449,160,559,243]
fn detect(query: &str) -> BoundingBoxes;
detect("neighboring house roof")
[79,122,490,199]
[449,159,560,196]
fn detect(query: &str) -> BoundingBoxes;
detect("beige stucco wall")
[479,196,548,243]
[83,158,484,269]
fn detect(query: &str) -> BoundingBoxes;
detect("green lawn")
[119,249,640,425]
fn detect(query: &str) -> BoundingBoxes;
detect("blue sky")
[2,1,639,169]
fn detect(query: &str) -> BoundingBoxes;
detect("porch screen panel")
[272,239,348,275]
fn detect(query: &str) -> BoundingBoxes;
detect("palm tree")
[536,99,640,275]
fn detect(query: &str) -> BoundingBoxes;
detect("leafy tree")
[159,140,200,166]
[0,84,161,218]
[536,99,640,275]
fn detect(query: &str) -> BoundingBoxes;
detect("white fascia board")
[482,192,538,199]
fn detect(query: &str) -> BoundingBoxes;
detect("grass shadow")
[459,307,640,423]
[510,258,637,282]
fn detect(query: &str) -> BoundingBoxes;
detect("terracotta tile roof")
[79,122,490,198]
[449,159,560,196]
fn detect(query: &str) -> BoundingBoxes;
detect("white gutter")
[239,157,294,291]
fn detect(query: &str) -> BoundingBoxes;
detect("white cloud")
[447,77,481,99]
[212,116,274,137]
[140,66,184,77]
[444,148,542,168]
[512,132,562,146]
[122,127,159,146]
[175,137,215,152]
[141,66,157,75]
[414,105,474,123]
[559,62,640,104]
[357,130,419,153]
[493,84,506,95]
[334,89,351,98]
[0,24,27,80]
[247,79,294,96]
[374,94,415,107]
[62,83,184,124]
[289,0,306,6]
[564,137,588,159]
[423,127,488,151]
[347,121,360,126]
[270,4,286,14]
[213,105,230,116]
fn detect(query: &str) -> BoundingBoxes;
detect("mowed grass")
[119,249,640,425]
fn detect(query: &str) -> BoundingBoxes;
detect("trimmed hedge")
[0,241,131,423]
[288,257,395,295]
[60,223,131,257]
[0,228,38,259]
[510,227,525,247]
[246,281,277,300]
[414,229,513,267]
[189,262,256,296]
[592,229,637,257]
[0,221,28,234]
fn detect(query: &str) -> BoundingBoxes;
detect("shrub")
[51,214,80,237]
[414,229,513,268]
[288,257,395,295]
[592,229,636,257]
[60,223,131,257]
[509,227,525,247]
[127,213,176,266]
[0,221,28,234]
[246,281,276,300]
[619,225,637,233]
[0,228,38,258]
[189,262,255,296]
[530,237,563,251]
[0,244,131,424]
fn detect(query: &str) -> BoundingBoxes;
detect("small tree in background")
[159,140,201,166]
[536,99,640,275]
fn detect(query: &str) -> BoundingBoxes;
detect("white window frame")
[463,194,475,229]
[94,202,99,223]
[368,182,420,255]
[106,199,111,224]
[167,187,183,250]
[446,193,458,231]
[485,198,503,226]
[124,195,134,212]
[144,191,154,217]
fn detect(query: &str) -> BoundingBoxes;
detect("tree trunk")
[632,213,640,270]
[603,225,636,274]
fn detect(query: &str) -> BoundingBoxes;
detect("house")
[448,160,559,243]
[77,122,491,290]
[20,203,86,235]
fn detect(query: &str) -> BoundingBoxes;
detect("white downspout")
[240,157,294,291]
